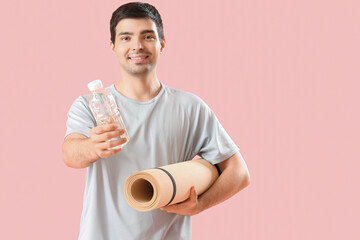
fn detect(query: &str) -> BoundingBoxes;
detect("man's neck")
[114,71,162,102]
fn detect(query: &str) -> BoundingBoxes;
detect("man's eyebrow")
[117,29,156,37]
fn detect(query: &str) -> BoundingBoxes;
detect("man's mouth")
[128,55,149,63]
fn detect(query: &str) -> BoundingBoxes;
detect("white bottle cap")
[88,80,103,91]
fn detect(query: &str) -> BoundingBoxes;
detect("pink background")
[1,0,359,239]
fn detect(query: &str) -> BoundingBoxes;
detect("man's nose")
[132,38,143,50]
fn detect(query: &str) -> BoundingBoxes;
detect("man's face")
[111,18,165,76]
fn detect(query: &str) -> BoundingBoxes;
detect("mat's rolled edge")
[124,169,174,211]
[124,159,219,211]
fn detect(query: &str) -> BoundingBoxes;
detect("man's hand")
[89,123,127,161]
[160,187,202,216]
[63,123,128,168]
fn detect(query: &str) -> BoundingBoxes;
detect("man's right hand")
[89,123,128,161]
[63,123,128,168]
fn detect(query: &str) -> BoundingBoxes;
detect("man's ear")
[160,38,166,53]
[110,41,116,56]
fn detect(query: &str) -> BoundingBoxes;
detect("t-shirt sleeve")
[65,96,96,138]
[190,97,240,165]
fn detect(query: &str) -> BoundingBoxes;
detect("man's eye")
[121,37,130,41]
[145,35,155,40]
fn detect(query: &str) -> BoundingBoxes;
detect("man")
[63,2,250,240]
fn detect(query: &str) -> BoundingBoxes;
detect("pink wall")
[1,0,359,239]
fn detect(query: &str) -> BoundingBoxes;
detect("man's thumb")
[191,186,197,196]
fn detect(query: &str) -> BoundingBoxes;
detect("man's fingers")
[97,147,122,159]
[89,123,127,159]
[161,187,197,210]
[95,129,124,142]
[161,204,179,212]
[190,186,197,197]
[106,137,128,149]
[98,137,127,150]
[95,138,126,158]
[92,123,121,134]
[189,187,198,203]
[181,187,197,203]
[160,187,200,216]
[90,124,125,142]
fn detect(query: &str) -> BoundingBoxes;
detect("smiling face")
[111,18,166,76]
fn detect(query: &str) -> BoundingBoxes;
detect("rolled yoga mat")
[124,159,219,212]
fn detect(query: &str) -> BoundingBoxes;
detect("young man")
[63,2,250,240]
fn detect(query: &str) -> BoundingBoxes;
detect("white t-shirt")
[65,81,240,240]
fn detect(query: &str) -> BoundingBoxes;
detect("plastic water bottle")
[88,79,129,149]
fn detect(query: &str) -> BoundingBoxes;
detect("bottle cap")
[88,80,103,91]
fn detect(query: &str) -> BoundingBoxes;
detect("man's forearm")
[62,136,98,169]
[197,153,250,212]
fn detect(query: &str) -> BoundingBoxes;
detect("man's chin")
[127,66,153,75]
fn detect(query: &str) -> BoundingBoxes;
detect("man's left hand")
[160,186,202,216]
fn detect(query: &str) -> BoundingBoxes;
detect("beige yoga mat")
[124,159,219,212]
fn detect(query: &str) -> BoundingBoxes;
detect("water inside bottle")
[89,91,129,150]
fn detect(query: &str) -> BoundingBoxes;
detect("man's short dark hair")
[110,2,164,45]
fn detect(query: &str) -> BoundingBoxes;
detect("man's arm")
[161,152,250,216]
[62,124,127,169]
